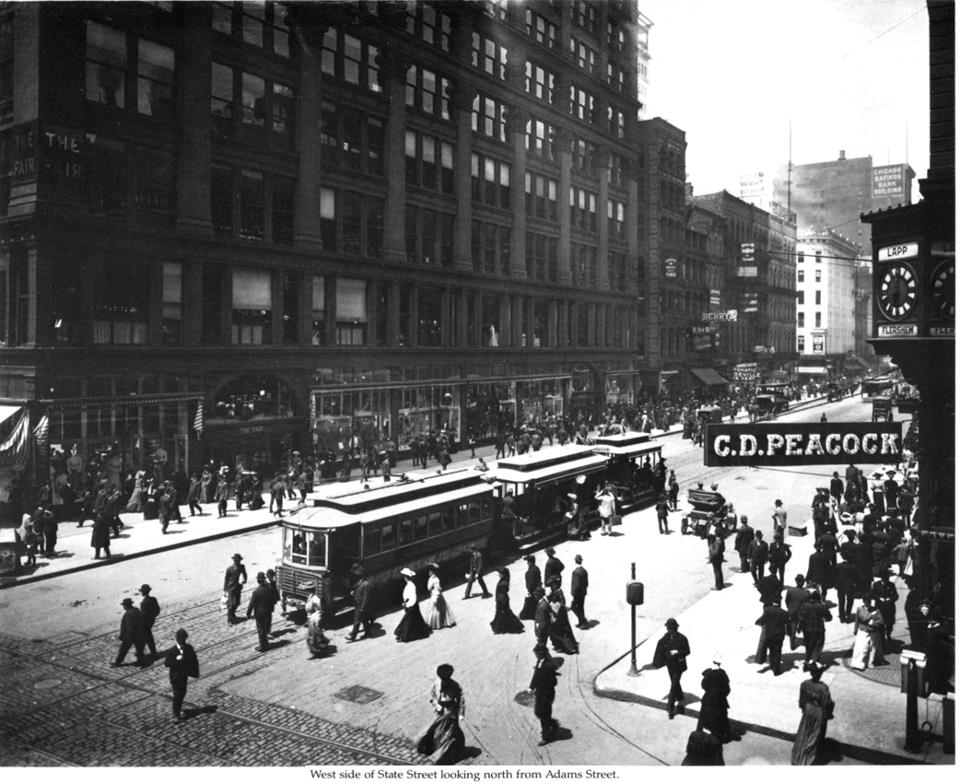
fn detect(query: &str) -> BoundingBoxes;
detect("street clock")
[931,258,955,320]
[876,262,918,320]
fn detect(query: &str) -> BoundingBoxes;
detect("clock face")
[877,262,918,320]
[931,259,955,320]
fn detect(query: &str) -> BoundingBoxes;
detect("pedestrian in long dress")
[653,618,690,719]
[682,728,724,766]
[791,662,835,765]
[490,568,524,634]
[415,664,466,765]
[698,655,732,742]
[424,564,456,630]
[546,576,578,654]
[304,585,329,655]
[519,555,542,620]
[395,567,432,642]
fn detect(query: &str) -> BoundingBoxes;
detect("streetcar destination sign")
[703,422,902,466]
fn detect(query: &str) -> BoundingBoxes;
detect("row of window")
[211,62,294,140]
[797,313,823,329]
[408,131,455,194]
[797,290,822,305]
[362,497,494,557]
[797,268,822,282]
[212,2,289,58]
[405,206,455,267]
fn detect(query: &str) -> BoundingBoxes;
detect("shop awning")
[690,368,730,386]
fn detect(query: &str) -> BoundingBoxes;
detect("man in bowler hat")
[247,571,278,651]
[139,584,161,659]
[164,628,199,720]
[529,645,560,746]
[223,553,247,625]
[653,618,690,719]
[112,598,146,667]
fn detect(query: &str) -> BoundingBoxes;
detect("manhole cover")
[333,685,383,704]
[514,690,534,707]
[34,679,63,691]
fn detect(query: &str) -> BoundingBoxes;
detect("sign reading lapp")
[703,422,902,466]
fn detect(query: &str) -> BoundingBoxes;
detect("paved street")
[0,395,949,767]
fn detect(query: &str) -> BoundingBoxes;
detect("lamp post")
[626,561,644,676]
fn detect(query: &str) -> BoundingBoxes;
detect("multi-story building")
[690,190,797,376]
[794,228,859,377]
[0,0,646,483]
[772,151,915,256]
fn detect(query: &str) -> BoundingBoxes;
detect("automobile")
[754,393,789,419]
[824,382,843,402]
[872,396,894,422]
[680,488,737,537]
[696,405,725,425]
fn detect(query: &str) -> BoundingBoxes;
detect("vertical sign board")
[738,243,757,277]
[703,422,903,467]
[872,165,907,201]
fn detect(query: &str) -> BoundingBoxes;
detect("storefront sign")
[704,422,903,466]
[812,333,825,354]
[664,258,678,278]
[701,310,738,322]
[878,323,918,337]
[878,242,919,262]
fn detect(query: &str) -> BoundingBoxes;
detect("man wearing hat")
[653,618,690,719]
[113,598,146,667]
[223,553,248,625]
[139,584,161,660]
[463,545,491,599]
[346,566,375,641]
[164,628,199,720]
[532,587,551,647]
[543,547,564,589]
[569,554,589,629]
[882,470,900,513]
[529,645,560,746]
[247,572,278,652]
[733,516,754,575]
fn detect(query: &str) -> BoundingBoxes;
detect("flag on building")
[193,404,204,436]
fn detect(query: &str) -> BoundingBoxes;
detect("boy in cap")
[653,618,690,718]
[164,628,199,720]
[139,584,161,659]
[113,598,146,667]
[223,553,247,625]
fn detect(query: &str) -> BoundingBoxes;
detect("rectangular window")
[86,134,126,221]
[798,268,805,283]
[815,290,821,305]
[86,22,127,108]
[137,39,175,121]
[242,2,265,47]
[162,261,182,345]
[282,271,299,344]
[312,276,326,346]
[797,312,805,328]
[212,2,233,36]
[815,312,822,328]
[336,278,367,346]
[272,82,294,139]
[366,198,384,258]
[367,117,384,175]
[239,170,265,239]
[440,213,454,267]
[798,290,805,305]
[92,260,149,345]
[211,62,234,119]
[211,165,233,235]
[422,136,437,190]
[815,269,822,283]
[232,268,272,344]
[342,109,362,171]
[344,34,361,85]
[241,72,265,126]
[273,176,295,245]
[342,191,361,254]
[134,150,175,223]
[320,187,336,250]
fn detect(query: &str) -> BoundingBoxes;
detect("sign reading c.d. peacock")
[703,422,903,467]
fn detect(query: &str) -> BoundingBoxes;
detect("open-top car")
[680,488,737,537]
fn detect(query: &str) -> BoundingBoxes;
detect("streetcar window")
[479,496,492,519]
[288,529,307,565]
[381,522,396,551]
[442,507,456,532]
[414,514,429,540]
[307,532,326,567]
[428,510,442,536]
[365,525,380,555]
[457,503,470,527]
[398,518,413,546]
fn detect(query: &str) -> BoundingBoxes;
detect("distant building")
[772,151,915,256]
[794,229,861,377]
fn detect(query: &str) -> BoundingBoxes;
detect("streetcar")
[591,432,664,512]
[275,467,497,619]
[492,444,608,551]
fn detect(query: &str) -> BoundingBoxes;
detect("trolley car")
[591,432,664,512]
[276,468,496,619]
[492,444,608,551]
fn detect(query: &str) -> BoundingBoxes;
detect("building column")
[292,24,325,251]
[183,261,202,345]
[557,128,573,285]
[453,81,478,272]
[380,50,410,266]
[548,299,558,348]
[298,272,313,347]
[511,295,523,347]
[598,147,611,288]
[387,283,401,348]
[176,3,213,236]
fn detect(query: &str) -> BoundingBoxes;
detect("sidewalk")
[594,548,952,765]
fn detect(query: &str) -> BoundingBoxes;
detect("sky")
[639,0,930,200]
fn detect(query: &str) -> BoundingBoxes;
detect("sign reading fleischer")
[703,422,903,467]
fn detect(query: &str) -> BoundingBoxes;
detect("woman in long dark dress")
[490,568,525,634]
[791,662,835,765]
[395,567,432,643]
[546,576,579,654]
[698,657,732,742]
[519,555,542,620]
[415,664,466,765]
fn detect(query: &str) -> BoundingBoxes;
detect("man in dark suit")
[756,599,791,675]
[784,574,808,650]
[707,533,725,591]
[543,547,565,589]
[797,591,832,666]
[139,583,161,659]
[246,572,278,651]
[756,570,782,607]
[806,544,836,604]
[829,471,844,506]
[164,628,199,720]
[747,530,769,584]
[733,517,754,574]
[532,587,551,648]
[463,546,491,598]
[112,598,146,667]
[653,618,690,719]
[530,645,560,746]
[834,556,859,623]
[569,554,589,628]
[222,553,247,625]
[346,566,375,641]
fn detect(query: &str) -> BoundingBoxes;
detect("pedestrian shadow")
[551,726,574,743]
[580,619,600,630]
[161,530,185,535]
[308,643,338,658]
[270,627,299,638]
[182,705,219,721]
[607,531,626,537]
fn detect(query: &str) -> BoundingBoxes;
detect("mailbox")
[626,581,644,605]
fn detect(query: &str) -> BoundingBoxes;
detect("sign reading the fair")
[703,422,902,466]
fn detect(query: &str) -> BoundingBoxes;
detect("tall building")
[794,228,860,377]
[635,10,651,119]
[0,1,646,483]
[772,151,915,255]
